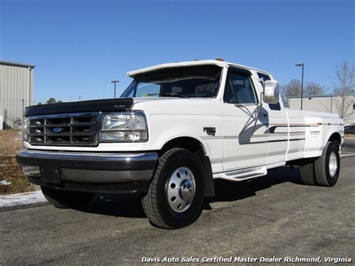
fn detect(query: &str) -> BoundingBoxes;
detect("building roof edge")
[0,60,35,68]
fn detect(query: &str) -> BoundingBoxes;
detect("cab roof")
[127,59,271,78]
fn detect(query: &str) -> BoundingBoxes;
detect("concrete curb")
[0,191,48,212]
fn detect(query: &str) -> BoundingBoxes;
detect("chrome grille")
[28,112,100,146]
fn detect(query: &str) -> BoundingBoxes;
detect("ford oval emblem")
[52,127,62,134]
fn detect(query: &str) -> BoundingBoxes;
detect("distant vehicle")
[344,125,355,134]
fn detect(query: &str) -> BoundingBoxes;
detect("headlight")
[100,112,148,142]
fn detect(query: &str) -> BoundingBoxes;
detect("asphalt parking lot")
[0,152,354,265]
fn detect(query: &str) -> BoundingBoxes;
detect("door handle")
[203,127,216,136]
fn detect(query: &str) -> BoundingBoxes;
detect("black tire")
[142,148,204,229]
[314,141,340,187]
[299,159,317,185]
[41,186,94,209]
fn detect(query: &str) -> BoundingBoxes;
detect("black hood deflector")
[24,98,134,116]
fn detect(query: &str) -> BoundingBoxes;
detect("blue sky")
[1,0,354,103]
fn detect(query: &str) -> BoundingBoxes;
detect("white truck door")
[221,68,269,172]
[256,72,288,167]
[263,103,289,166]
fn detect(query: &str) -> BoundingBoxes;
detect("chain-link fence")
[0,99,27,130]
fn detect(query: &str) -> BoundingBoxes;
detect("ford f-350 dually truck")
[17,59,344,229]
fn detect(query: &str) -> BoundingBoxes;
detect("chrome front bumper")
[16,150,158,193]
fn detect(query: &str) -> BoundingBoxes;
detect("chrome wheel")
[314,141,340,187]
[167,167,196,213]
[142,148,204,229]
[328,151,338,177]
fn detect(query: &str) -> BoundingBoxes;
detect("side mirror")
[263,80,280,104]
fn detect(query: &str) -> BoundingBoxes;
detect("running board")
[213,166,267,182]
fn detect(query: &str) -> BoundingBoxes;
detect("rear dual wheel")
[142,148,204,229]
[314,141,340,186]
[300,141,340,187]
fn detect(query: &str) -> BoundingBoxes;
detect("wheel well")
[159,137,215,197]
[328,132,342,146]
[159,137,204,156]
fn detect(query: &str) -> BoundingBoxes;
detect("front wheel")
[142,148,204,229]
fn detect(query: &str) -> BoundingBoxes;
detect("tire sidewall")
[156,149,204,228]
[324,142,340,187]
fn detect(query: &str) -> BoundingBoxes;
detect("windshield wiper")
[159,92,190,98]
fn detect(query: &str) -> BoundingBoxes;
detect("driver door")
[222,68,269,173]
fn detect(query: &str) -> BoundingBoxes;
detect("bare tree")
[281,79,325,97]
[281,79,302,97]
[304,82,325,96]
[332,60,355,119]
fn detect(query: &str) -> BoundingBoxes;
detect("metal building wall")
[0,61,35,129]
[288,95,355,125]
[289,96,335,113]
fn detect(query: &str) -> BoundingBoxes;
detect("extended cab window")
[224,70,257,104]
[121,65,222,98]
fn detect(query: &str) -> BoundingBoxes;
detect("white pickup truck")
[17,59,344,229]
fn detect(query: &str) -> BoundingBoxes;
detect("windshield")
[121,65,222,98]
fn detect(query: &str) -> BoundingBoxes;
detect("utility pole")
[111,80,119,98]
[296,63,304,110]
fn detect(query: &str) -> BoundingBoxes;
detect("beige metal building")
[0,61,35,129]
[288,95,355,125]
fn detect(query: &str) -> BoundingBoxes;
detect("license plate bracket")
[40,167,61,184]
